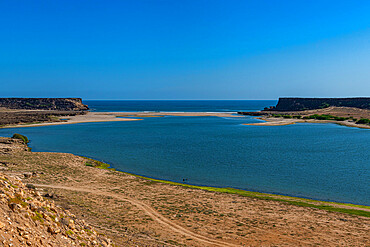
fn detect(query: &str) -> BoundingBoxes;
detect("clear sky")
[1,0,369,100]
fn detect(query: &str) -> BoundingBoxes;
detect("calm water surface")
[84,100,276,112]
[0,101,369,205]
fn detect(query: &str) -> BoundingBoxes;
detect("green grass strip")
[82,157,370,217]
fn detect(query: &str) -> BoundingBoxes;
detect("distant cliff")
[271,97,370,111]
[0,98,88,111]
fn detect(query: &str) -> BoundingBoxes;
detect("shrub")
[12,133,29,144]
[319,103,330,109]
[303,114,349,121]
[356,118,370,124]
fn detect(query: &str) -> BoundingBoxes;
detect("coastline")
[1,137,369,246]
[243,117,370,129]
[81,156,370,211]
[0,111,241,129]
[119,169,370,215]
[0,112,143,128]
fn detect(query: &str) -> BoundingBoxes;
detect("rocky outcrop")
[0,110,84,126]
[271,97,370,111]
[0,98,88,111]
[0,172,112,246]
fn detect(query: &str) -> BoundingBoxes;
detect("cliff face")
[0,98,89,111]
[273,97,370,111]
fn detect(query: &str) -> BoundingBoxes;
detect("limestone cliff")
[0,98,89,111]
[271,97,370,111]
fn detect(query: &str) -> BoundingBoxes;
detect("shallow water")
[0,101,369,205]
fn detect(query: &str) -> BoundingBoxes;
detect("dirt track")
[34,183,238,247]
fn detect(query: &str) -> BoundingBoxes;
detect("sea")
[1,100,369,205]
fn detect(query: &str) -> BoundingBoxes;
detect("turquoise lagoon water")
[0,100,369,205]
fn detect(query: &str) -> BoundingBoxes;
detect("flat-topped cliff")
[271,97,370,111]
[0,98,88,111]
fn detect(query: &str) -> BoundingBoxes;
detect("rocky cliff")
[271,97,370,111]
[0,98,89,111]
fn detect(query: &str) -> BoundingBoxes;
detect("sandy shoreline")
[0,111,240,128]
[2,109,369,130]
[243,117,370,129]
[1,138,369,246]
[0,112,143,128]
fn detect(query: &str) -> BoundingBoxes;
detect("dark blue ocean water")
[84,100,276,112]
[1,100,369,205]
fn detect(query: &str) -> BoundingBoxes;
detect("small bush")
[303,114,349,121]
[319,103,330,109]
[356,118,370,124]
[12,133,29,144]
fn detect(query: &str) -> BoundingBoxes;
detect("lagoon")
[0,100,369,205]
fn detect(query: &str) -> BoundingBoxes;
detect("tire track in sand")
[34,184,239,247]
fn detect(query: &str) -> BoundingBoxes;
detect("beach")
[0,111,241,128]
[241,106,370,129]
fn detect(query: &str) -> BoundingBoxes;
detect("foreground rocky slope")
[0,173,113,246]
[0,138,112,247]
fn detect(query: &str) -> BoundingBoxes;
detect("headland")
[239,98,370,129]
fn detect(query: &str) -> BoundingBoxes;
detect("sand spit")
[244,117,370,129]
[0,137,369,246]
[1,112,143,128]
[241,107,370,129]
[0,111,243,129]
[115,111,241,117]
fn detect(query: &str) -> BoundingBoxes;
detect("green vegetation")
[82,157,370,217]
[356,118,370,125]
[31,211,44,223]
[8,195,28,208]
[84,158,115,170]
[12,133,29,144]
[127,174,370,217]
[303,114,349,121]
[319,102,330,109]
[145,177,370,217]
[271,114,301,119]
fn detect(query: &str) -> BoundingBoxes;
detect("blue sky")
[0,0,369,99]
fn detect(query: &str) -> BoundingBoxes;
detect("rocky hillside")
[0,172,113,246]
[270,97,370,111]
[0,98,88,111]
[0,137,112,246]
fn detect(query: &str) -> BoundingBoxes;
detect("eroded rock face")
[0,172,113,246]
[273,97,370,111]
[0,137,28,154]
[0,98,89,111]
